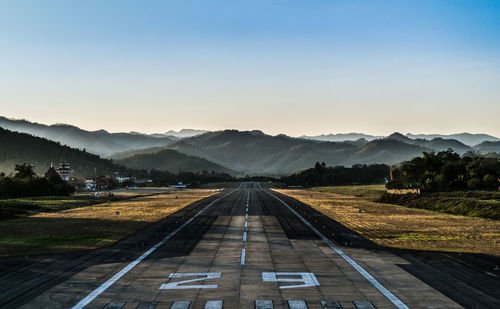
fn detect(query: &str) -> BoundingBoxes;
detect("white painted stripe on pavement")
[321,300,343,309]
[255,300,273,309]
[240,248,246,265]
[261,184,409,309]
[243,231,247,242]
[288,300,308,309]
[71,186,241,309]
[245,213,248,219]
[244,221,248,228]
[170,301,191,309]
[204,300,223,309]
[353,301,376,309]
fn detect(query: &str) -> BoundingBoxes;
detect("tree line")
[0,163,74,198]
[387,150,500,191]
[0,162,236,198]
[281,162,390,187]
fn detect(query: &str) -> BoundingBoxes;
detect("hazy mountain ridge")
[115,149,234,174]
[2,116,499,176]
[300,133,382,142]
[405,133,500,146]
[157,129,209,138]
[0,116,175,156]
[303,131,499,146]
[118,130,500,175]
[0,127,128,176]
[0,128,237,177]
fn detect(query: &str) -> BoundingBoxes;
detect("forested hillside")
[116,149,234,174]
[0,128,131,176]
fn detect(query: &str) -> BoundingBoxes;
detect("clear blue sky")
[1,1,499,136]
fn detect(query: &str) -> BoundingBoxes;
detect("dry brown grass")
[0,189,219,257]
[275,188,500,256]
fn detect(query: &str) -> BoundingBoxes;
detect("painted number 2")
[262,272,320,289]
[159,272,222,290]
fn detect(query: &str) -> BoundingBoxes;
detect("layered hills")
[2,116,499,176]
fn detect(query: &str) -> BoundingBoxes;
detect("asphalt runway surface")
[1,182,499,308]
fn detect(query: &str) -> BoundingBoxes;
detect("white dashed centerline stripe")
[260,183,409,309]
[71,186,241,309]
[243,231,247,242]
[240,248,246,265]
[244,221,248,228]
[245,213,248,219]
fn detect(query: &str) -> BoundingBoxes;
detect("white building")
[56,162,72,182]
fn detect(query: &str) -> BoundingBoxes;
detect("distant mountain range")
[302,132,499,147]
[0,127,128,176]
[1,116,499,176]
[151,129,209,138]
[0,128,233,176]
[0,116,176,156]
[111,130,500,175]
[115,149,234,174]
[300,133,383,142]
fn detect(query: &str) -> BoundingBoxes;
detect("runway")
[12,182,467,308]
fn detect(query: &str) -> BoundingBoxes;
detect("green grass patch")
[377,232,464,241]
[0,195,126,220]
[310,185,386,200]
[379,192,500,220]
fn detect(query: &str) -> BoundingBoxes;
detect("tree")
[14,163,35,179]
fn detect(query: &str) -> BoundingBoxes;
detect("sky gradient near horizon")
[1,1,499,136]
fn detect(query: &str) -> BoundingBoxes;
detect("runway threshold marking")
[261,184,409,309]
[353,301,376,309]
[320,300,343,309]
[170,301,190,309]
[255,300,274,309]
[71,187,240,309]
[288,300,308,309]
[204,300,223,309]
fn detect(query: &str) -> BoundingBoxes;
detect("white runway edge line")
[260,184,409,309]
[71,185,242,309]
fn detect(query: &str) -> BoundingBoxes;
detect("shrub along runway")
[11,183,467,308]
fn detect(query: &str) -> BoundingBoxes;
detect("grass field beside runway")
[310,184,386,200]
[0,194,138,220]
[0,190,219,257]
[275,188,500,256]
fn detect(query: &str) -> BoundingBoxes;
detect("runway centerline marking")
[243,231,247,242]
[71,187,240,309]
[240,248,246,265]
[244,221,248,228]
[261,184,409,309]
